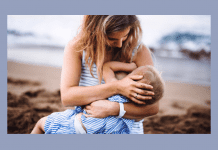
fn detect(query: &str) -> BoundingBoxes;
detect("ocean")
[7,15,211,86]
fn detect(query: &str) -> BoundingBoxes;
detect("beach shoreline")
[7,61,211,134]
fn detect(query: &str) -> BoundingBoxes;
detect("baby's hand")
[130,62,137,71]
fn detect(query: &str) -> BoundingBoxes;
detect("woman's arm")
[84,100,159,120]
[123,102,159,120]
[61,40,118,106]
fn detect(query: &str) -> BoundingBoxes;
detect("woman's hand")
[116,74,154,105]
[83,100,119,118]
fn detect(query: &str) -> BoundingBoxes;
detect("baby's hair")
[129,65,165,105]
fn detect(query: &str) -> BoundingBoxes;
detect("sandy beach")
[7,61,211,134]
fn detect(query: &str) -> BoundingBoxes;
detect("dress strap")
[82,50,85,62]
[130,42,141,62]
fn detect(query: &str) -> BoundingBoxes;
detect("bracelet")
[117,103,126,118]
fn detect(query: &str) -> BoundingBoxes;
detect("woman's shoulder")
[132,43,154,66]
[132,42,145,59]
[66,38,79,50]
[134,42,151,54]
[64,39,83,59]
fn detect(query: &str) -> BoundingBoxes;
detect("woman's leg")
[30,116,47,134]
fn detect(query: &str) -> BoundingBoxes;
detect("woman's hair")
[73,15,142,83]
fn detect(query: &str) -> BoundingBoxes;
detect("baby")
[31,62,164,134]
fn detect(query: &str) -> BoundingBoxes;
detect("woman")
[59,15,159,134]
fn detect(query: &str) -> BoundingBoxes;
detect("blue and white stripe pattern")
[44,43,144,134]
[44,107,84,134]
[44,96,134,134]
[80,94,134,134]
[79,60,105,86]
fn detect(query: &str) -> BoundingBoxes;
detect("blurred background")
[7,15,211,86]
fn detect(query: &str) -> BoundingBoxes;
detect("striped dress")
[44,44,144,134]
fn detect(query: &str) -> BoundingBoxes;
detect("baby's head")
[129,65,165,105]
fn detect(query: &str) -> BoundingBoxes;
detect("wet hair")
[73,15,142,83]
[129,65,165,105]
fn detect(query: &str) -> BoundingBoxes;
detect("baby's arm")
[103,61,137,83]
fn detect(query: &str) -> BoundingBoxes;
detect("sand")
[7,61,211,134]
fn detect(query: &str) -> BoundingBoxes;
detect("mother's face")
[107,26,131,48]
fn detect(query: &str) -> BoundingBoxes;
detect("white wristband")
[117,103,126,118]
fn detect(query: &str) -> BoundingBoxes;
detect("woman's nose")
[116,39,123,48]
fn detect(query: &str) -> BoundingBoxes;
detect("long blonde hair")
[74,15,142,83]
